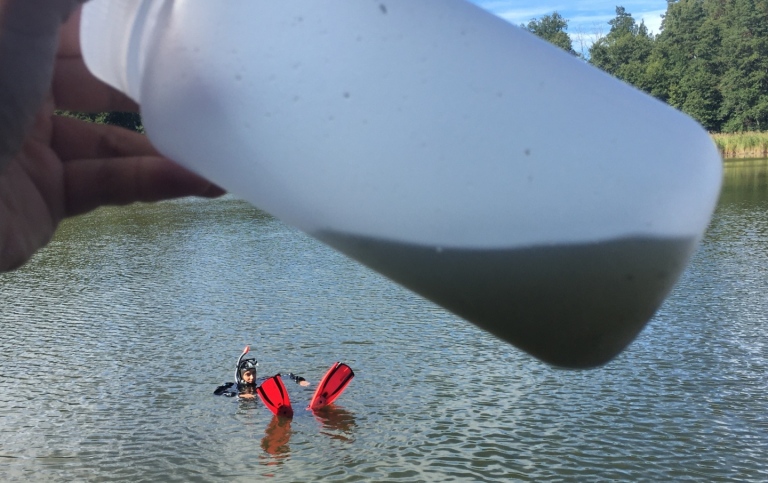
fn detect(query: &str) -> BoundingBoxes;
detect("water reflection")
[722,158,768,194]
[261,416,292,459]
[313,406,357,443]
[255,406,357,463]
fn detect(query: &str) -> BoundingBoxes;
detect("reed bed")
[711,132,768,159]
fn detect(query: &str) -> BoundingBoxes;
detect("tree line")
[523,0,768,133]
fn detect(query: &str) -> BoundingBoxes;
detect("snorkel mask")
[235,346,258,385]
[238,358,258,381]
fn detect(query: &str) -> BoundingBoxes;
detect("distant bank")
[712,132,768,160]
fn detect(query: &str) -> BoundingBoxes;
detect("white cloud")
[469,1,669,53]
[638,9,666,35]
[492,7,566,26]
[471,1,667,33]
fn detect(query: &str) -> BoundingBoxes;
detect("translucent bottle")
[81,0,722,368]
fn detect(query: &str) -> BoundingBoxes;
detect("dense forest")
[57,110,144,133]
[523,0,768,133]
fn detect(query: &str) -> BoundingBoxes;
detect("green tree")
[102,112,144,132]
[718,0,768,131]
[523,12,577,55]
[56,110,144,133]
[653,0,724,131]
[564,0,768,132]
[589,7,655,88]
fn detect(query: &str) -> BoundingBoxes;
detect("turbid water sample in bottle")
[81,0,722,367]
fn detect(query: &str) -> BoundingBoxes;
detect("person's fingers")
[0,0,79,35]
[57,3,81,57]
[54,6,138,112]
[53,57,139,112]
[53,108,226,218]
[64,155,225,217]
[0,0,69,167]
[51,114,157,161]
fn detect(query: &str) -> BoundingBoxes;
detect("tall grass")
[711,132,768,159]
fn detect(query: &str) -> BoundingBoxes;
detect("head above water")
[241,368,256,384]
[238,358,258,384]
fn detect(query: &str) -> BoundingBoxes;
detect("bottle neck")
[80,0,168,102]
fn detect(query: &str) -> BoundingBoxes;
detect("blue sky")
[470,1,669,53]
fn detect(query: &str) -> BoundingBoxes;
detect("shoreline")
[711,132,768,159]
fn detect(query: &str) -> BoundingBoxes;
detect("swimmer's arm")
[285,373,310,387]
[213,382,236,396]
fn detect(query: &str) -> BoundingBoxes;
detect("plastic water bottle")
[80,0,722,368]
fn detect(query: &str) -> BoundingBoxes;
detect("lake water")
[1,159,767,482]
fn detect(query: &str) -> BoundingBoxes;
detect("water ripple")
[1,186,767,481]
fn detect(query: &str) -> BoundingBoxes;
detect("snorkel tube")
[235,345,258,385]
[235,346,249,384]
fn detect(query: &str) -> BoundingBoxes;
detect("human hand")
[0,1,224,272]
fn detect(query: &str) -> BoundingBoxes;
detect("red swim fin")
[257,375,294,418]
[308,362,355,410]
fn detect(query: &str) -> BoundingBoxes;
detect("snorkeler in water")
[213,346,308,399]
[214,346,310,418]
[214,346,355,418]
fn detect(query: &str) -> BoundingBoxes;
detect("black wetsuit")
[212,380,260,397]
[214,373,306,397]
